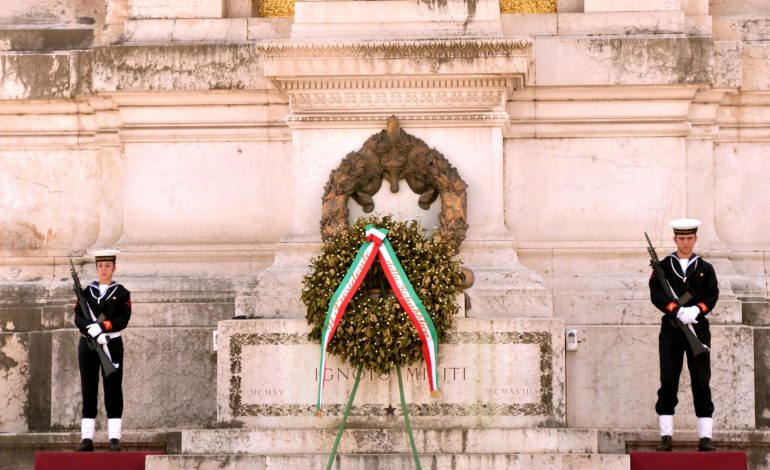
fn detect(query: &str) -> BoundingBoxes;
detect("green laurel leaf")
[302,215,463,374]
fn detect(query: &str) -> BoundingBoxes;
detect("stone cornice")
[284,77,515,113]
[257,37,532,59]
[269,68,523,122]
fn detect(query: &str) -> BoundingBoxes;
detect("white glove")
[87,323,103,338]
[97,334,109,345]
[677,306,700,325]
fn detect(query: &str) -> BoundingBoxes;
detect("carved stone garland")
[320,116,468,254]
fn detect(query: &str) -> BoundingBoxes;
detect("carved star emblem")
[385,404,396,416]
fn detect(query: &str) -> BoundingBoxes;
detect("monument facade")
[1,0,769,468]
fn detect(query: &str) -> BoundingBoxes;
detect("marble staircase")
[145,427,631,469]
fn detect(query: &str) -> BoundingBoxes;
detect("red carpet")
[34,451,164,470]
[630,451,747,470]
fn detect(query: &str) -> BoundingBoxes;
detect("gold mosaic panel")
[258,0,557,18]
[500,0,557,14]
[259,0,294,17]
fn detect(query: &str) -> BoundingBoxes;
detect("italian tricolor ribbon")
[315,225,440,416]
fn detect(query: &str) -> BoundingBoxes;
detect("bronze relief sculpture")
[321,116,469,254]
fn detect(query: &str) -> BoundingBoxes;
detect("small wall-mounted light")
[566,329,579,351]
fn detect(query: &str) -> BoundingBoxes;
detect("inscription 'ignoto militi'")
[315,366,468,382]
[226,327,555,420]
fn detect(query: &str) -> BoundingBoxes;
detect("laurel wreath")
[302,215,464,374]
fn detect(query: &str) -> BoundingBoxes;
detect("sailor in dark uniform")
[649,219,719,452]
[73,249,131,452]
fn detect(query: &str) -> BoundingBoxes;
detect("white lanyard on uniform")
[671,255,699,284]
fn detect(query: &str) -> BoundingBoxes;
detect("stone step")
[175,428,600,455]
[147,453,630,470]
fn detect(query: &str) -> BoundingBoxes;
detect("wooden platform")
[34,451,164,470]
[630,451,747,470]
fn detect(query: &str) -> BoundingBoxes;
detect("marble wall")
[0,0,769,447]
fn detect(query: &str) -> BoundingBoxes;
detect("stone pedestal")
[216,318,565,428]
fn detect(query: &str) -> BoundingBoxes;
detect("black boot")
[109,438,122,452]
[656,435,673,452]
[699,437,716,452]
[75,438,94,452]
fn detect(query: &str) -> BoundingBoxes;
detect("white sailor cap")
[669,218,701,235]
[90,249,120,263]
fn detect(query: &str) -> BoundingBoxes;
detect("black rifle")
[69,259,119,377]
[645,233,709,356]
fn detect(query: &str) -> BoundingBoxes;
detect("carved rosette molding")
[257,38,532,59]
[285,113,511,123]
[289,89,505,110]
[281,78,515,90]
[284,113,512,127]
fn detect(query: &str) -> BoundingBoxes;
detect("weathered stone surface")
[714,142,770,244]
[291,0,503,40]
[91,44,267,92]
[713,41,742,89]
[681,0,708,16]
[177,428,600,454]
[0,26,93,52]
[121,278,235,327]
[501,13,557,37]
[709,0,770,16]
[556,0,582,13]
[685,15,712,36]
[0,1,107,27]
[741,44,770,91]
[714,17,770,42]
[527,251,742,326]
[728,252,769,312]
[584,0,681,12]
[146,453,631,470]
[507,85,698,137]
[755,327,770,429]
[217,318,566,428]
[0,53,78,99]
[49,327,218,429]
[122,141,291,245]
[566,325,755,431]
[534,36,713,86]
[0,333,28,432]
[557,11,685,36]
[225,0,254,18]
[129,0,224,19]
[506,137,685,244]
[0,149,102,251]
[259,38,531,80]
[247,18,292,40]
[124,18,247,43]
